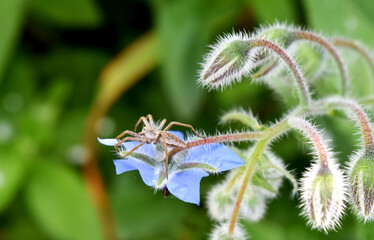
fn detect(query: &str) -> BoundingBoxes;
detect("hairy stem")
[250,39,311,106]
[227,120,290,236]
[225,170,243,192]
[167,132,265,158]
[324,98,374,152]
[221,110,262,130]
[228,139,268,236]
[186,132,264,148]
[288,118,330,169]
[293,31,349,96]
[333,38,374,75]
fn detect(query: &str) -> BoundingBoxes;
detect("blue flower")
[98,131,244,205]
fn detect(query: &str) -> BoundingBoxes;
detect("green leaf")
[25,161,102,240]
[304,0,374,44]
[154,0,242,120]
[0,0,26,84]
[0,151,28,213]
[29,0,103,27]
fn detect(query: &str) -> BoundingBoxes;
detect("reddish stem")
[250,38,311,106]
[294,31,349,96]
[333,38,374,76]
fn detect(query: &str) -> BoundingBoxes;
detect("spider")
[114,114,203,178]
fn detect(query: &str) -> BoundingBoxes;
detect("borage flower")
[98,131,244,205]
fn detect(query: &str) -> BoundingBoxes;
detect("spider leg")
[116,130,141,142]
[161,133,169,179]
[152,119,167,144]
[163,122,204,138]
[168,147,185,157]
[134,115,152,132]
[148,114,155,127]
[157,119,167,131]
[114,137,143,153]
[123,139,147,158]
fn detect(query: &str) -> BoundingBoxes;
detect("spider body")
[140,126,186,148]
[114,114,203,178]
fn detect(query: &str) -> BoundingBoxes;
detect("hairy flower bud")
[300,163,346,232]
[258,24,295,47]
[200,32,311,105]
[207,183,236,221]
[240,187,267,222]
[349,151,374,221]
[209,222,248,240]
[199,33,256,90]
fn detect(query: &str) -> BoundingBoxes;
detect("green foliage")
[29,0,103,27]
[0,0,26,84]
[154,0,243,120]
[25,161,102,240]
[0,151,28,213]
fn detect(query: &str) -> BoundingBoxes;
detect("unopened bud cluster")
[197,23,374,239]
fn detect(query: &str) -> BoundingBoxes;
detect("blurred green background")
[1,0,374,239]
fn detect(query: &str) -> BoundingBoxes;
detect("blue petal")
[166,169,208,205]
[122,142,156,158]
[113,158,158,187]
[98,138,118,146]
[185,144,244,172]
[98,138,157,158]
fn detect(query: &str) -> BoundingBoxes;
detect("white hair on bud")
[254,21,300,38]
[206,182,236,221]
[288,118,347,232]
[240,187,267,222]
[300,162,347,233]
[347,150,374,222]
[209,222,248,240]
[198,31,259,91]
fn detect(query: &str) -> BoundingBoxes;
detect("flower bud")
[207,183,236,221]
[300,163,346,232]
[258,25,295,47]
[209,222,248,240]
[199,33,256,90]
[240,187,267,222]
[349,151,374,221]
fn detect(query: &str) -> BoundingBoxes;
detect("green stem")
[227,120,290,236]
[228,139,268,236]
